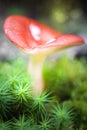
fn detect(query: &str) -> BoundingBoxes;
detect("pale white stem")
[27,41,70,96]
[28,52,47,96]
[27,46,62,96]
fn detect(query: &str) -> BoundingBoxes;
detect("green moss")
[0,56,87,129]
[44,56,87,101]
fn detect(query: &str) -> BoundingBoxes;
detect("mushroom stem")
[28,52,47,96]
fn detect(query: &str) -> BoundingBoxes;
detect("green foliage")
[12,115,33,130]
[44,56,87,129]
[12,115,38,130]
[31,91,55,115]
[0,56,87,129]
[71,81,87,101]
[51,103,74,130]
[67,100,87,129]
[11,82,32,108]
[0,119,11,130]
[44,56,87,101]
[38,114,53,130]
[0,82,12,118]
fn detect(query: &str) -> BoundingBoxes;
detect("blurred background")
[0,0,87,60]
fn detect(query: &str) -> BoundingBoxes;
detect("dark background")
[0,0,87,31]
[0,0,87,17]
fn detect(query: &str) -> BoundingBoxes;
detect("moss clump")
[0,56,87,129]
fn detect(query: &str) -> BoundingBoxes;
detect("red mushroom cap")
[3,15,84,53]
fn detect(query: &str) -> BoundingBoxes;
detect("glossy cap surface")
[4,15,84,53]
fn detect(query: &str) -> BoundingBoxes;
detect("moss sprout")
[0,56,87,129]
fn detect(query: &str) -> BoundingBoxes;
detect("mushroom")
[3,15,84,96]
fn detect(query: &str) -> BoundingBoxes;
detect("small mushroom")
[3,15,84,96]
